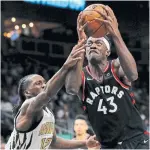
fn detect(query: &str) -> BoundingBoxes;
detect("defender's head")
[85,35,111,64]
[74,115,88,136]
[18,74,46,103]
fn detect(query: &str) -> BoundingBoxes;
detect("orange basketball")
[81,4,108,38]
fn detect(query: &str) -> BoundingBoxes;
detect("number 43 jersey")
[81,60,147,147]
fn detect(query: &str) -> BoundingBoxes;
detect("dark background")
[1,1,149,148]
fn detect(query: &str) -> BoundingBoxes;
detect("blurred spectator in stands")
[73,115,101,149]
[73,115,90,140]
[8,85,19,105]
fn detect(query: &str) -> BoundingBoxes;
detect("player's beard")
[89,52,104,65]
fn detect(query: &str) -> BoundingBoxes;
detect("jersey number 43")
[97,96,117,114]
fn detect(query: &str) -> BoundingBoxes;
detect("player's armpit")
[15,100,43,131]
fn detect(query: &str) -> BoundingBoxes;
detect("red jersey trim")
[81,71,85,101]
[132,99,136,104]
[111,60,130,90]
[144,131,150,135]
[85,61,109,82]
[130,92,134,97]
[104,61,109,72]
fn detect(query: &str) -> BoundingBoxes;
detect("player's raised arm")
[65,12,87,96]
[16,47,84,131]
[95,5,138,82]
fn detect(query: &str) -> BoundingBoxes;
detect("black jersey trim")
[81,71,85,101]
[111,60,130,90]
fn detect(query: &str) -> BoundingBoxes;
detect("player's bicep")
[27,92,49,114]
[118,65,126,78]
[19,92,47,118]
[114,58,126,77]
[15,101,33,130]
[114,58,131,86]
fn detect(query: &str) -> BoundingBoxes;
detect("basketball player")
[73,115,101,149]
[5,44,100,149]
[65,5,149,149]
[73,115,90,141]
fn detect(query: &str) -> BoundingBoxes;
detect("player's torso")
[82,60,145,145]
[6,107,55,150]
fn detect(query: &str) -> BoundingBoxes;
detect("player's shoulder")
[17,97,37,118]
[111,58,120,68]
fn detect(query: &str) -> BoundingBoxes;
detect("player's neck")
[88,60,108,77]
[76,133,88,140]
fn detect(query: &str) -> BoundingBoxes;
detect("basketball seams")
[91,22,105,36]
[82,5,107,37]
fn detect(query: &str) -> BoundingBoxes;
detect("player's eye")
[87,41,92,46]
[96,41,102,46]
[36,81,41,85]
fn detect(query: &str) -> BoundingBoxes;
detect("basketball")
[81,4,108,38]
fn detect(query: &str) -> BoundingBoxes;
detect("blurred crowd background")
[1,1,149,148]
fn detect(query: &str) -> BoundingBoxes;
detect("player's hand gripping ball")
[81,4,108,38]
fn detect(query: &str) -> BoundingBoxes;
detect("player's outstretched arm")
[65,40,85,95]
[95,5,138,82]
[65,12,86,96]
[25,47,85,112]
[49,131,100,149]
[16,47,84,131]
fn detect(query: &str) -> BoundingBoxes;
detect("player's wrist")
[60,65,69,74]
[111,30,121,39]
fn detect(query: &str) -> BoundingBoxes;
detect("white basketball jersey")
[5,107,55,150]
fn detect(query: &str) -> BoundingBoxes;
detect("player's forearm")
[32,66,68,109]
[45,66,68,98]
[113,32,138,81]
[65,54,84,95]
[50,136,86,149]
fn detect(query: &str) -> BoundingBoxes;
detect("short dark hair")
[75,114,87,122]
[13,74,37,116]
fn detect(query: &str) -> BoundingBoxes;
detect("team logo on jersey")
[40,137,52,149]
[87,77,93,81]
[85,85,124,107]
[144,139,149,143]
[118,141,123,145]
[39,122,54,136]
[104,73,112,79]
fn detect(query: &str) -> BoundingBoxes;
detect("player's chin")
[89,55,101,64]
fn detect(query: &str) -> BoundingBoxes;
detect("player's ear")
[106,50,111,57]
[24,90,31,98]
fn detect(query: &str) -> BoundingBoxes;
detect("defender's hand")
[86,135,100,149]
[63,39,86,70]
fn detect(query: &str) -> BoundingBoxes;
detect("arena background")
[1,1,149,148]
